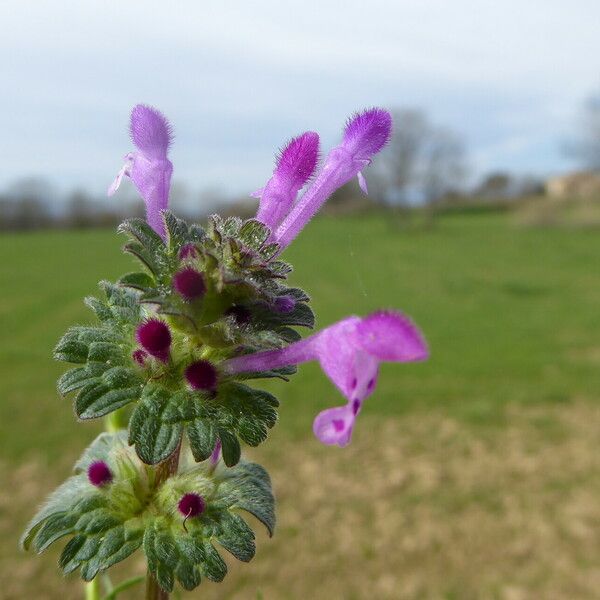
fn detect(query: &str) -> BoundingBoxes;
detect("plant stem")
[145,443,182,600]
[85,578,100,600]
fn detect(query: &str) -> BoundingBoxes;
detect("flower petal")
[130,104,173,160]
[356,310,429,362]
[312,404,355,447]
[274,108,392,249]
[256,131,320,231]
[129,153,173,239]
[357,170,368,195]
[343,108,392,160]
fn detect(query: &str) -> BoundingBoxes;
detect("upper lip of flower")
[108,104,174,240]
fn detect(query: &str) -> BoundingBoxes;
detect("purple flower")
[173,267,206,301]
[272,108,392,249]
[87,461,112,487]
[222,310,427,447]
[108,104,173,239]
[178,243,198,260]
[136,318,171,363]
[254,132,320,232]
[273,295,295,314]
[209,439,222,466]
[178,492,206,518]
[185,360,218,392]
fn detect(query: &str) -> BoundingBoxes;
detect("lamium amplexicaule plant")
[21,104,428,599]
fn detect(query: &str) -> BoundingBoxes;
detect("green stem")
[102,575,145,600]
[85,578,100,600]
[145,442,182,600]
[104,407,128,432]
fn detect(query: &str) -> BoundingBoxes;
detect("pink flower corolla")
[108,104,173,239]
[254,132,320,231]
[271,108,392,250]
[222,310,427,447]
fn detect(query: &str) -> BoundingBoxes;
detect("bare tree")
[422,127,466,204]
[373,109,467,217]
[374,109,429,205]
[570,90,600,171]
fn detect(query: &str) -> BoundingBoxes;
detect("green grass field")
[2,212,600,598]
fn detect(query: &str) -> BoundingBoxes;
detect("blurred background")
[1,1,600,598]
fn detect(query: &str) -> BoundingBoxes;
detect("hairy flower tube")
[24,103,428,597]
[272,108,392,249]
[223,311,428,446]
[254,131,320,232]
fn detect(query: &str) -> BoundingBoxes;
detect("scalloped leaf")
[128,384,183,465]
[144,458,274,592]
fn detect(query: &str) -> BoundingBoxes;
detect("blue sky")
[1,0,599,199]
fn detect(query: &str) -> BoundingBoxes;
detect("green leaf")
[72,367,141,420]
[238,219,270,250]
[251,300,315,329]
[187,419,217,462]
[215,512,255,562]
[118,218,165,255]
[216,462,276,536]
[123,241,161,276]
[139,458,275,593]
[84,296,114,322]
[118,271,156,290]
[268,260,293,277]
[218,429,241,467]
[260,242,280,260]
[57,364,103,395]
[200,541,227,582]
[128,385,183,464]
[22,433,145,579]
[235,364,297,382]
[221,216,242,237]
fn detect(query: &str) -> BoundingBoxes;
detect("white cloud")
[0,0,599,193]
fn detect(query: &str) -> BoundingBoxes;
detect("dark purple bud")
[132,348,148,365]
[274,295,295,313]
[178,492,206,518]
[225,305,251,326]
[185,359,218,392]
[136,318,171,362]
[88,461,112,487]
[179,243,198,260]
[173,267,206,301]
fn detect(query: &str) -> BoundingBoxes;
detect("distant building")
[546,171,600,199]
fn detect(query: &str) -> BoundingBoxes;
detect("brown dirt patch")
[3,401,600,599]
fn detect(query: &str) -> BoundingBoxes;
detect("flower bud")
[178,243,198,260]
[178,492,206,518]
[185,359,218,392]
[88,461,112,487]
[136,318,171,362]
[225,305,252,326]
[132,348,148,365]
[274,295,295,313]
[173,267,206,301]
